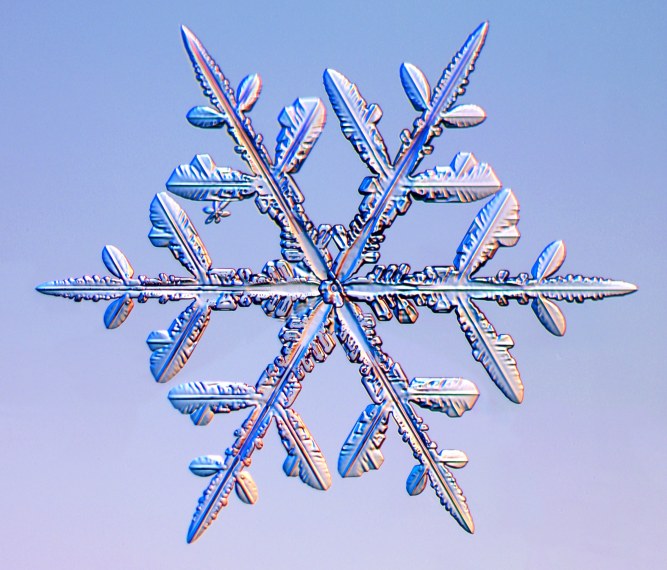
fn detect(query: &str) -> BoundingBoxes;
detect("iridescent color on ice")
[37,22,636,543]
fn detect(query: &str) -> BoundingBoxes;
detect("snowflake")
[37,22,636,543]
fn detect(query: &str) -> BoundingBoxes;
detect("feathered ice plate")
[37,22,636,543]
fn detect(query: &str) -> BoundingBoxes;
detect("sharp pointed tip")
[36,281,57,295]
[623,281,638,294]
[604,280,638,297]
[180,25,199,51]
[458,512,475,534]
[187,522,204,544]
[469,21,490,49]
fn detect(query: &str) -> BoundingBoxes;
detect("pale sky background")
[2,1,666,568]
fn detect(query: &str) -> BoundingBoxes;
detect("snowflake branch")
[331,23,490,280]
[178,300,335,543]
[335,301,475,532]
[180,27,332,279]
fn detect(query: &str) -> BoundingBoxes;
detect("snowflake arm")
[170,299,335,543]
[342,190,636,401]
[330,22,490,280]
[36,194,322,383]
[178,26,331,279]
[335,301,477,532]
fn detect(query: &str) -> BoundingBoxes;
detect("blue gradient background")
[2,1,665,568]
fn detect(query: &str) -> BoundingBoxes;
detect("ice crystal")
[37,23,636,542]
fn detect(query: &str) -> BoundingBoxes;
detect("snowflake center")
[319,278,345,307]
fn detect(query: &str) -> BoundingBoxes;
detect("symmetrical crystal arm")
[335,302,475,532]
[179,26,331,279]
[170,300,335,543]
[330,23,490,280]
[345,267,637,309]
